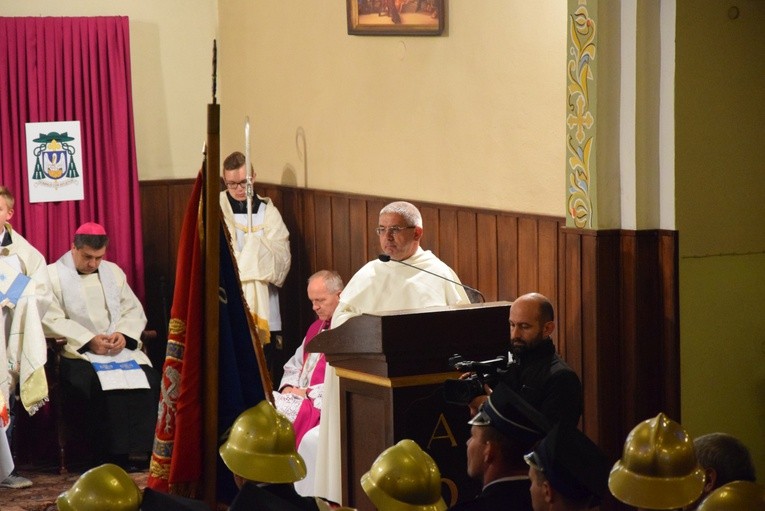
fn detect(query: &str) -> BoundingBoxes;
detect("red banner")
[147,173,204,495]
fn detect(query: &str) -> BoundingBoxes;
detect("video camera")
[443,353,508,405]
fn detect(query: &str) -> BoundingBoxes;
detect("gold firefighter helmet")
[608,413,705,509]
[56,463,141,511]
[361,439,446,511]
[696,480,765,511]
[219,400,306,483]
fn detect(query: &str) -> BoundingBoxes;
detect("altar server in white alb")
[0,187,52,424]
[0,185,52,489]
[219,151,291,346]
[314,200,470,503]
[42,222,159,471]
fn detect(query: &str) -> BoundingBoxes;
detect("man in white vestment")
[315,201,470,502]
[219,151,291,350]
[274,270,342,440]
[274,270,343,497]
[43,222,159,471]
[0,186,52,489]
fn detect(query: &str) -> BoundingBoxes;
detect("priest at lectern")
[331,201,469,329]
[313,200,470,503]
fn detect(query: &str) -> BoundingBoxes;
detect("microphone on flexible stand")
[377,254,485,303]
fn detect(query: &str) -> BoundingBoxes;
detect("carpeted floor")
[1,465,148,511]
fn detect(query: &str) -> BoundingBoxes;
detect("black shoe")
[124,454,150,472]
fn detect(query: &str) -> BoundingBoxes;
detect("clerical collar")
[77,269,99,275]
[226,192,264,215]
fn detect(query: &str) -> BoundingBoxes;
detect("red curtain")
[0,16,144,298]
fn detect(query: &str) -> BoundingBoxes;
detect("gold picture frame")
[347,0,445,36]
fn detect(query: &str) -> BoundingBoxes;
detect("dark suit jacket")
[141,488,212,511]
[500,338,583,428]
[449,478,533,511]
[229,482,320,511]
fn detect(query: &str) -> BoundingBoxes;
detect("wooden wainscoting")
[139,179,680,505]
[139,178,196,367]
[560,227,680,478]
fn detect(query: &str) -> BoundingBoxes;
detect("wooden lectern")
[308,301,511,510]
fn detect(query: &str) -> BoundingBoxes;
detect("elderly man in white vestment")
[276,270,343,497]
[312,201,470,502]
[42,222,159,471]
[274,270,343,438]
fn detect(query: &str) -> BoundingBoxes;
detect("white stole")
[56,251,121,335]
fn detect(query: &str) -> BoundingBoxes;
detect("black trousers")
[59,357,160,458]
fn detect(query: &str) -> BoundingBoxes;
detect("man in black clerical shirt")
[469,292,582,429]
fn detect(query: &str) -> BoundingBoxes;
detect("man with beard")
[468,292,582,428]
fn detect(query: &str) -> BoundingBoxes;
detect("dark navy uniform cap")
[524,424,610,507]
[468,382,550,444]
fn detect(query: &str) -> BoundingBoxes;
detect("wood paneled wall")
[139,179,196,366]
[140,179,679,508]
[560,229,680,465]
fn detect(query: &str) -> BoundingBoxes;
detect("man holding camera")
[468,292,582,428]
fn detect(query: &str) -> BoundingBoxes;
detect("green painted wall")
[680,254,765,475]
[677,0,765,476]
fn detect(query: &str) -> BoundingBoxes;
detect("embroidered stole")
[56,252,121,335]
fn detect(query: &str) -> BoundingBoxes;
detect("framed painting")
[347,0,445,36]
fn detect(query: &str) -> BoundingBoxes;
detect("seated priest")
[275,270,342,498]
[42,222,160,471]
[273,269,343,445]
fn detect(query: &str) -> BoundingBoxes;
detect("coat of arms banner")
[25,121,84,203]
